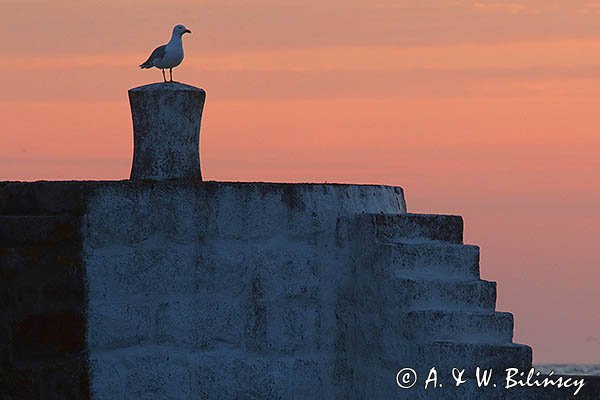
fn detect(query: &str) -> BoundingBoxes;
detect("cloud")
[4,0,600,58]
[576,2,600,14]
[4,62,600,102]
[473,2,526,13]
[7,36,600,73]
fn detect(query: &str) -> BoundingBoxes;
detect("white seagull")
[140,24,191,82]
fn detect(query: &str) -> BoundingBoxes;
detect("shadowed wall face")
[0,183,90,399]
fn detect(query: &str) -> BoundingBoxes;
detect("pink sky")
[1,0,599,364]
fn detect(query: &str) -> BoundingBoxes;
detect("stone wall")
[1,180,599,399]
[82,181,406,399]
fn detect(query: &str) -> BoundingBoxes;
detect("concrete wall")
[2,180,598,399]
[82,181,406,399]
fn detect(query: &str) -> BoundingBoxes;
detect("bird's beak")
[184,29,191,34]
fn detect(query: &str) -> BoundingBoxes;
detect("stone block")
[88,355,126,400]
[155,296,245,350]
[244,290,321,355]
[192,240,253,296]
[38,356,91,400]
[192,353,277,399]
[191,353,333,399]
[83,184,203,249]
[124,352,193,400]
[0,215,80,246]
[12,311,85,360]
[85,245,197,301]
[1,244,85,319]
[0,366,41,400]
[87,303,155,350]
[90,348,192,400]
[0,181,89,215]
[253,246,321,303]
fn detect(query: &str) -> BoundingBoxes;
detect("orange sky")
[1,0,599,364]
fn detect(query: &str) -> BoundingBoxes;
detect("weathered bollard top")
[128,82,206,181]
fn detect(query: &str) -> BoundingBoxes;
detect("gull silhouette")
[140,24,191,82]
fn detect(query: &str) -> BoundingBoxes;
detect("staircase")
[347,213,532,390]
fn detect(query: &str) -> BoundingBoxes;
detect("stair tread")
[375,241,481,279]
[383,240,476,248]
[364,212,462,218]
[420,340,528,348]
[369,340,533,373]
[384,340,530,350]
[360,213,464,244]
[389,276,490,283]
[402,310,510,316]
[355,275,497,312]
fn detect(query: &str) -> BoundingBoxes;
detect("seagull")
[139,24,191,83]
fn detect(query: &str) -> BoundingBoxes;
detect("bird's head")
[173,24,191,36]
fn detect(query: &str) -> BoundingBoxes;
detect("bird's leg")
[162,69,167,83]
[169,68,173,82]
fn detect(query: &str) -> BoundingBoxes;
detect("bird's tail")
[139,62,152,69]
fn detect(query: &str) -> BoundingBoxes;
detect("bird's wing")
[139,45,167,68]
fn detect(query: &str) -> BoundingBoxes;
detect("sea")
[534,364,600,376]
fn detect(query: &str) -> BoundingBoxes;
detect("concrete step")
[378,278,497,312]
[386,311,514,344]
[373,342,532,377]
[356,213,463,244]
[376,242,480,279]
[0,215,80,247]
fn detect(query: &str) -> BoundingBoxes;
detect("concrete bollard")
[128,82,206,181]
